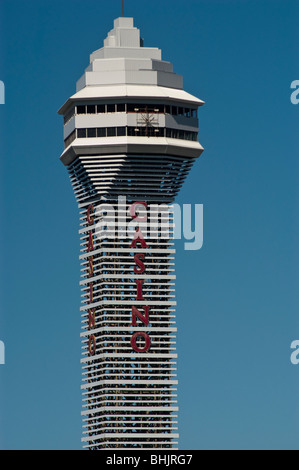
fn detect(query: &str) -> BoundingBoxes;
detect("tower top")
[58,16,204,118]
[103,17,142,48]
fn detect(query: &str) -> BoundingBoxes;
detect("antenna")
[122,0,124,17]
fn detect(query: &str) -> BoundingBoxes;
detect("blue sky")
[0,0,299,450]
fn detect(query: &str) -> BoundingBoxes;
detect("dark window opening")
[87,128,97,138]
[74,103,198,118]
[77,105,86,114]
[117,103,126,113]
[97,128,106,137]
[76,126,198,142]
[97,105,106,113]
[87,105,96,114]
[107,104,115,113]
[117,127,126,136]
[107,127,116,137]
[77,128,87,138]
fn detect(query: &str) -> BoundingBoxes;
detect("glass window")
[97,128,106,137]
[64,130,76,149]
[117,103,126,113]
[97,104,106,113]
[166,128,172,138]
[172,106,177,116]
[165,105,171,114]
[184,108,191,117]
[77,105,86,114]
[127,103,140,113]
[87,105,96,114]
[87,128,97,138]
[153,104,164,113]
[191,108,197,118]
[107,104,115,113]
[77,128,87,138]
[64,108,75,124]
[107,127,116,137]
[117,127,126,136]
[178,107,184,116]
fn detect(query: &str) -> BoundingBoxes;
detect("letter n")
[131,306,149,326]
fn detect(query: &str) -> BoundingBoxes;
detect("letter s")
[290,80,299,105]
[290,340,299,365]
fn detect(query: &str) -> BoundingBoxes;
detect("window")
[127,127,137,136]
[87,128,97,138]
[117,103,126,113]
[97,128,106,137]
[64,107,75,124]
[64,130,76,148]
[107,104,115,113]
[107,127,116,137]
[191,108,197,118]
[172,106,177,116]
[77,105,86,114]
[117,127,126,136]
[165,105,171,114]
[87,105,96,114]
[77,128,87,138]
[152,104,164,113]
[178,107,184,116]
[97,104,106,113]
[75,126,197,142]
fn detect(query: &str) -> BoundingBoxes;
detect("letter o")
[88,334,96,356]
[131,332,151,353]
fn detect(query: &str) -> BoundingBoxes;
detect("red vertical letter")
[135,279,145,301]
[131,332,151,353]
[134,253,145,274]
[131,306,150,326]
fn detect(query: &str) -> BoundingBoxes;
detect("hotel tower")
[59,16,204,450]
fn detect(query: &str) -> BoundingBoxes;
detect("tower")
[59,16,204,450]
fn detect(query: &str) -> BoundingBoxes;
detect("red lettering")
[130,229,148,248]
[131,306,149,326]
[88,308,96,329]
[88,231,94,252]
[130,202,147,221]
[88,335,96,356]
[134,253,145,274]
[88,256,94,277]
[135,279,145,300]
[89,282,94,303]
[87,204,95,225]
[131,332,151,353]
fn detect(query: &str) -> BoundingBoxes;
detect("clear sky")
[0,0,299,450]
